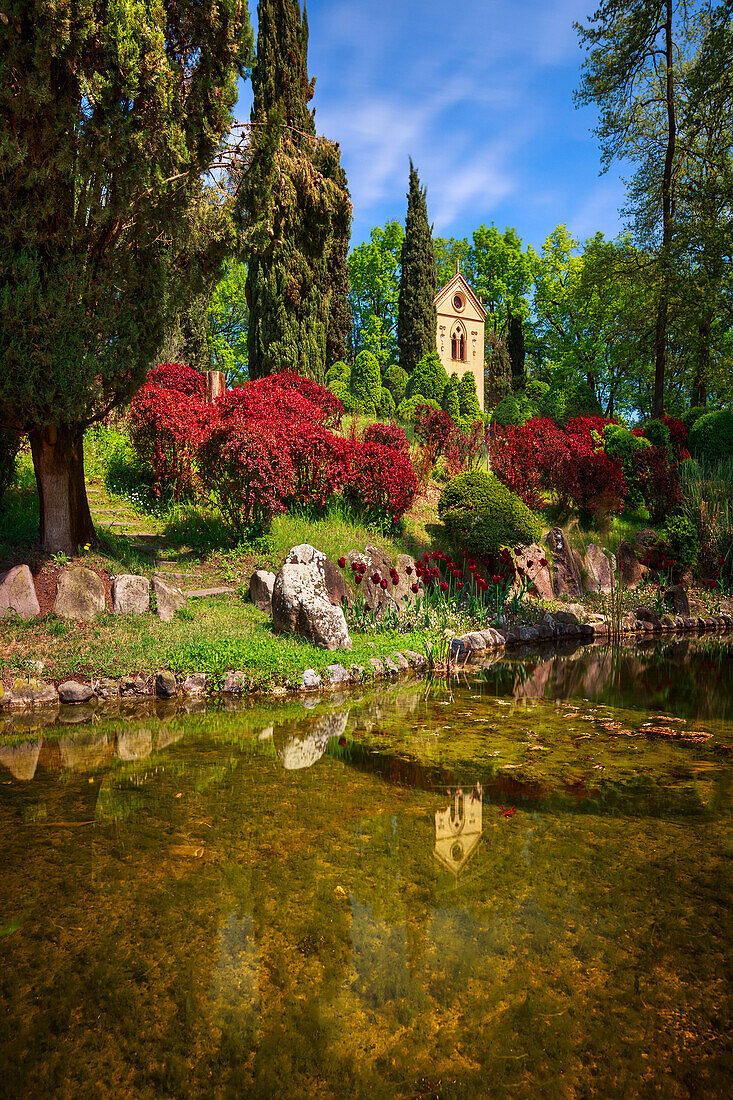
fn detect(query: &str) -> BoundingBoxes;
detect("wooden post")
[205,370,226,404]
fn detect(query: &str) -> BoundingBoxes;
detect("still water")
[0,638,731,1099]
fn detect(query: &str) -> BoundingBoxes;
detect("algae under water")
[0,637,731,1098]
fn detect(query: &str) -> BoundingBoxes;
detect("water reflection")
[276,712,348,770]
[434,782,483,875]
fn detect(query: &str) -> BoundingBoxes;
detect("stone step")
[184,587,239,598]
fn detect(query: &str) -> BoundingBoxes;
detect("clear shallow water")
[0,638,731,1099]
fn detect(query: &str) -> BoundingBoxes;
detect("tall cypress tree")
[243,0,351,382]
[397,161,437,378]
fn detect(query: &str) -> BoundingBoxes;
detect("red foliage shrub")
[563,451,626,520]
[363,421,410,454]
[198,416,294,537]
[147,362,206,397]
[284,424,353,510]
[633,445,681,524]
[128,382,208,499]
[444,421,487,477]
[413,406,454,452]
[660,415,689,458]
[222,372,343,431]
[490,417,570,508]
[345,442,417,527]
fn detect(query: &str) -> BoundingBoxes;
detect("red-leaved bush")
[146,362,207,397]
[660,415,690,459]
[128,380,208,499]
[198,416,295,537]
[345,442,417,527]
[363,421,410,454]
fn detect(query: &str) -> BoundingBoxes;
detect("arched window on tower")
[451,323,466,361]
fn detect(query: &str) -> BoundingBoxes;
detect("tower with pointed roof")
[434,265,487,410]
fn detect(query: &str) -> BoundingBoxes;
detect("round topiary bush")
[442,374,461,420]
[405,350,449,405]
[688,409,733,464]
[438,469,543,556]
[383,364,409,405]
[379,388,396,418]
[491,393,526,427]
[396,395,441,422]
[681,406,708,433]
[643,418,671,451]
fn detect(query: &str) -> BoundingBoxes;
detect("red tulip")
[406,566,413,575]
[355,574,362,585]
[338,557,346,568]
[380,579,388,590]
[411,583,419,593]
[439,580,448,592]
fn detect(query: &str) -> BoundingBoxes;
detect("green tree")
[207,259,250,386]
[242,0,351,383]
[443,374,461,420]
[0,0,251,553]
[406,351,449,405]
[434,236,473,287]
[347,221,404,365]
[575,0,694,417]
[397,161,437,377]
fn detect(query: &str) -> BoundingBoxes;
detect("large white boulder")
[273,559,352,651]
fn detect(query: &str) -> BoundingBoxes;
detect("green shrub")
[492,393,528,427]
[383,364,409,405]
[539,378,602,424]
[326,360,350,386]
[603,423,650,507]
[681,406,708,433]
[525,379,549,403]
[688,408,733,464]
[643,418,671,451]
[405,350,449,405]
[350,350,381,410]
[457,372,483,422]
[0,429,21,509]
[329,378,358,413]
[396,395,441,422]
[438,469,542,556]
[662,515,699,572]
[379,388,396,418]
[442,374,461,420]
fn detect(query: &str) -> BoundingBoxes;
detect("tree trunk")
[692,309,711,407]
[653,0,677,419]
[29,424,96,555]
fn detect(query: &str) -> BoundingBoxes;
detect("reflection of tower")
[434,783,483,875]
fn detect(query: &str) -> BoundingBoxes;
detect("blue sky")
[235,0,628,253]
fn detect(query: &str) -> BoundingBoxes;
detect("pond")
[1,638,731,1098]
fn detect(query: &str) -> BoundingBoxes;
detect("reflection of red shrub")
[345,442,417,527]
[198,417,294,537]
[363,422,410,453]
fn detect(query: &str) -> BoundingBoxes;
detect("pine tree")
[397,161,437,378]
[243,0,352,382]
[0,0,251,554]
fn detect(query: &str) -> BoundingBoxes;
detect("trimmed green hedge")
[689,408,733,464]
[438,469,542,555]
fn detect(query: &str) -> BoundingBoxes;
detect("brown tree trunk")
[653,0,676,419]
[29,424,96,555]
[692,310,711,407]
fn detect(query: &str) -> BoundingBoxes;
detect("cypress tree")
[397,161,437,378]
[243,1,352,382]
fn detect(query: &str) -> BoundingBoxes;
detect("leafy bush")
[633,445,682,524]
[457,372,483,423]
[442,374,461,420]
[662,515,699,572]
[363,422,410,453]
[128,381,208,499]
[0,429,20,509]
[198,417,294,538]
[603,423,650,506]
[681,406,709,433]
[284,424,352,511]
[405,351,449,405]
[396,395,441,422]
[351,350,381,410]
[344,442,417,528]
[525,379,549,403]
[660,415,689,457]
[147,362,206,396]
[689,409,733,464]
[326,360,350,386]
[329,378,358,413]
[383,364,409,405]
[438,470,542,556]
[643,418,671,451]
[491,393,531,427]
[379,388,396,418]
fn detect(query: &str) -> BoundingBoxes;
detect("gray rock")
[54,566,105,622]
[152,575,186,622]
[249,569,276,612]
[95,677,119,698]
[584,544,614,595]
[284,545,350,607]
[181,673,207,696]
[664,583,690,616]
[636,607,662,629]
[0,565,40,620]
[155,670,178,698]
[544,528,583,599]
[112,574,150,615]
[349,665,366,681]
[369,658,385,676]
[300,668,322,691]
[5,679,59,708]
[58,680,95,704]
[382,656,399,675]
[120,675,152,697]
[402,649,428,670]
[326,664,351,685]
[513,544,553,600]
[221,671,246,695]
[465,631,488,653]
[391,652,410,671]
[273,561,352,651]
[618,542,648,589]
[517,625,539,642]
